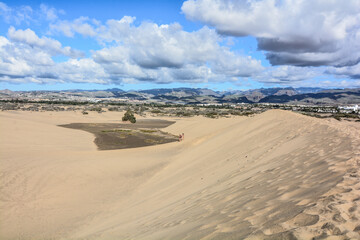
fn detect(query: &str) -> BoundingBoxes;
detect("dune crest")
[0,110,359,239]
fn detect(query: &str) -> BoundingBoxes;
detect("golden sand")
[0,110,359,239]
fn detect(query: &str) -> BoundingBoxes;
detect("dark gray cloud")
[37,72,58,79]
[351,75,360,79]
[133,56,184,69]
[257,38,337,54]
[0,73,27,79]
[266,53,331,67]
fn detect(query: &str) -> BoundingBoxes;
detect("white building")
[338,104,359,112]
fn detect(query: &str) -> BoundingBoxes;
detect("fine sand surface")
[0,110,359,240]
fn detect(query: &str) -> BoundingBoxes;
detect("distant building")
[338,104,359,113]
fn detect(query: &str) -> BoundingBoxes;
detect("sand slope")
[0,110,359,240]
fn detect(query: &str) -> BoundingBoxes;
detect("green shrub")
[122,110,136,123]
[229,110,242,116]
[205,112,217,118]
[334,115,341,121]
[89,107,102,112]
[140,129,157,133]
[240,111,255,116]
[108,107,120,111]
[151,109,162,114]
[176,111,193,117]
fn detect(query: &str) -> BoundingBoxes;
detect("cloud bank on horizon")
[0,0,360,89]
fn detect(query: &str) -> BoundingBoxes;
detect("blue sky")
[0,0,359,91]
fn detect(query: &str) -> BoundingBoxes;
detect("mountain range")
[1,87,359,105]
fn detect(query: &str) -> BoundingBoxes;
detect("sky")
[0,0,360,91]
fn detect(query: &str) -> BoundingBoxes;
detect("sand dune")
[0,110,359,239]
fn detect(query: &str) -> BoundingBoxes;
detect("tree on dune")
[122,109,136,123]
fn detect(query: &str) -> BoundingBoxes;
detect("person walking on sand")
[182,133,184,140]
[179,134,182,142]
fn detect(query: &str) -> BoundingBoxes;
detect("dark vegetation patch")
[59,119,177,150]
[301,112,360,121]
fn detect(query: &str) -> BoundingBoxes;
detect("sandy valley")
[0,110,359,239]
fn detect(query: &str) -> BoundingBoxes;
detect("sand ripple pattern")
[0,110,359,240]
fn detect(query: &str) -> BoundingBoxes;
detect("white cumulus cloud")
[7,26,84,58]
[327,63,360,80]
[49,17,98,37]
[0,1,33,25]
[0,35,107,84]
[255,66,319,84]
[92,17,263,83]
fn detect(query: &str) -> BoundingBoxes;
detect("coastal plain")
[0,110,359,240]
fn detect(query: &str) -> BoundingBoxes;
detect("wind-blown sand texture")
[0,110,359,240]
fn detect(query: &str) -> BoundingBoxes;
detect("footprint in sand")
[321,222,342,236]
[348,205,357,213]
[288,213,319,227]
[263,231,298,240]
[353,196,360,202]
[332,213,346,223]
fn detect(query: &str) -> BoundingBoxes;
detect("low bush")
[108,107,120,111]
[151,109,162,114]
[140,129,157,133]
[89,107,102,112]
[205,112,217,118]
[176,111,193,117]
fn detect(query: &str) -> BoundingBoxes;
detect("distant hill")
[139,88,220,97]
[258,88,360,105]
